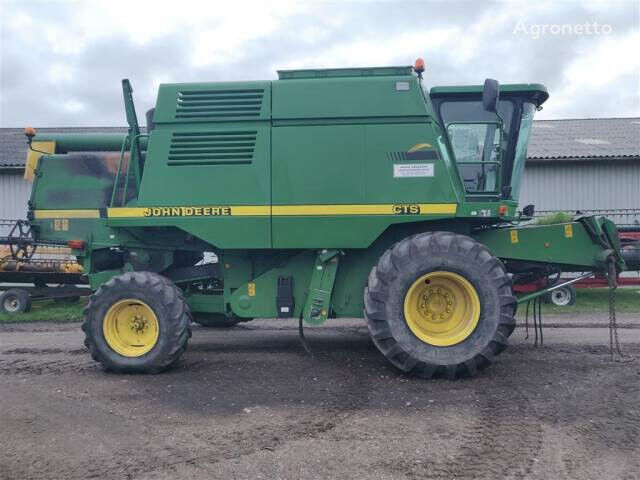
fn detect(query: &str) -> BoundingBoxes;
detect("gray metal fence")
[533,208,640,229]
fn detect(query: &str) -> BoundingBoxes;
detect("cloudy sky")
[0,0,638,127]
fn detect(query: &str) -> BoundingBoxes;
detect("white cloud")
[1,0,638,126]
[48,64,74,84]
[278,28,458,71]
[62,99,85,113]
[541,31,640,118]
[562,32,640,89]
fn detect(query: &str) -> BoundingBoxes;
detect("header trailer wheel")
[0,288,32,314]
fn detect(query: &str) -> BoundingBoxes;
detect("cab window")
[439,100,514,195]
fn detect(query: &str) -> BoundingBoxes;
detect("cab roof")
[430,83,549,106]
[277,66,413,80]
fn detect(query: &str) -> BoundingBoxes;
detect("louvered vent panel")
[175,89,264,120]
[167,131,256,166]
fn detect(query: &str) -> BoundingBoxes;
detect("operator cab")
[430,82,548,202]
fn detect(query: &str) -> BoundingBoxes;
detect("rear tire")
[364,232,516,379]
[0,289,32,314]
[82,272,191,373]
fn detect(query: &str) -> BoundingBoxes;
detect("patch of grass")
[518,287,640,315]
[535,212,574,225]
[0,298,87,324]
[1,288,637,324]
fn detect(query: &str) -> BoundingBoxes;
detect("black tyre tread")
[0,288,32,313]
[364,231,515,379]
[82,271,191,373]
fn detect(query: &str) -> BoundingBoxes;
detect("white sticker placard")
[393,163,434,178]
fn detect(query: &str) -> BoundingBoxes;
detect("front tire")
[82,272,191,373]
[364,232,516,379]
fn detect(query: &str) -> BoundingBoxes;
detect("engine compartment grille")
[175,89,264,120]
[167,131,256,166]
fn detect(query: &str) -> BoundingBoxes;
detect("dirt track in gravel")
[1,315,639,480]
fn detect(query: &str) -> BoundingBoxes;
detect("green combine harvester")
[22,60,625,378]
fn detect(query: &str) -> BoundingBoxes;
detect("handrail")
[108,133,150,207]
[109,135,129,207]
[120,134,149,206]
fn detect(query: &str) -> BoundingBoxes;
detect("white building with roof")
[521,118,640,227]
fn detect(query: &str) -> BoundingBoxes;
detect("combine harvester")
[19,60,627,377]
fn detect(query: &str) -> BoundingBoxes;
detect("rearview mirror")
[482,78,500,112]
[522,204,535,217]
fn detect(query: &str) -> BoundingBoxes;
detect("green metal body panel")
[272,74,427,119]
[32,154,118,209]
[25,65,623,323]
[31,133,147,153]
[475,220,622,271]
[277,66,414,80]
[186,293,224,313]
[228,250,315,318]
[303,249,341,324]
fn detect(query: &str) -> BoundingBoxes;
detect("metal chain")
[607,257,629,362]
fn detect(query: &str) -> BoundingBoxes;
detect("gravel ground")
[1,314,639,480]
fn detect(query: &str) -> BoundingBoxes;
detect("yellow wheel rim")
[403,271,480,346]
[102,299,159,357]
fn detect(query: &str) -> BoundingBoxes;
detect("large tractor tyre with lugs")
[193,313,242,328]
[364,232,516,379]
[82,271,192,373]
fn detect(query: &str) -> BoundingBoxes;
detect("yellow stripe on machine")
[222,206,272,216]
[272,203,456,216]
[34,204,457,219]
[33,209,100,219]
[105,207,147,218]
[107,206,271,218]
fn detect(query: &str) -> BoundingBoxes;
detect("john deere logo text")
[393,204,421,215]
[143,207,231,217]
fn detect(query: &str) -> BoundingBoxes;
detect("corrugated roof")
[527,117,640,161]
[1,118,639,168]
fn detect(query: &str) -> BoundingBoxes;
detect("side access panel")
[119,81,272,249]
[271,122,459,248]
